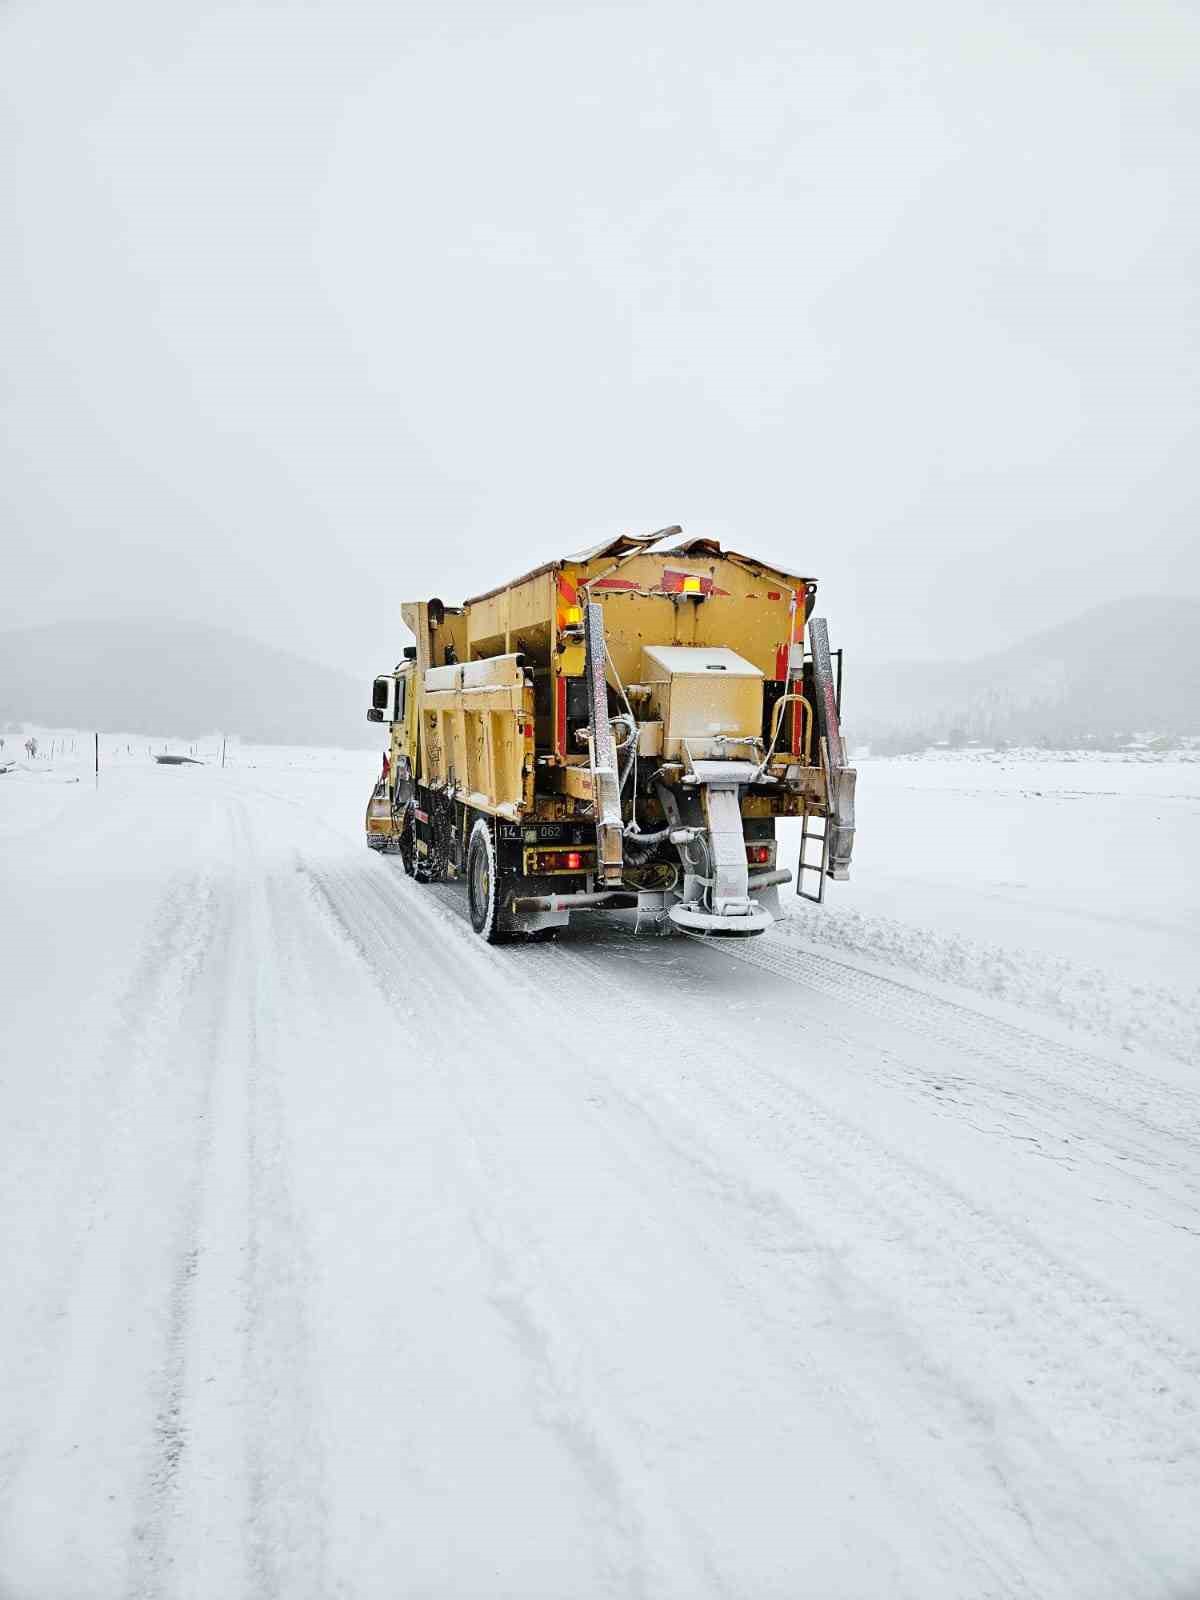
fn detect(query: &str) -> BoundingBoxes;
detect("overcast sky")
[2,0,1197,677]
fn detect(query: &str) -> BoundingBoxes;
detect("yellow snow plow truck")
[364,527,855,942]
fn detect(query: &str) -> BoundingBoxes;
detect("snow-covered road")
[2,752,1198,1597]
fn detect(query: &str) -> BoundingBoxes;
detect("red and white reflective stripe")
[555,574,579,631]
[659,568,729,596]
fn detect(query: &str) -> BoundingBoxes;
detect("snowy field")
[1,741,1198,1597]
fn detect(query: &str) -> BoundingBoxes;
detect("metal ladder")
[795,807,829,904]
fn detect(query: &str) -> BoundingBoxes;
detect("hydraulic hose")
[623,822,672,846]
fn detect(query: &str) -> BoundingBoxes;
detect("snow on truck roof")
[564,525,684,563]
[460,528,811,607]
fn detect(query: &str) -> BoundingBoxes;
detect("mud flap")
[827,766,856,881]
[701,784,753,915]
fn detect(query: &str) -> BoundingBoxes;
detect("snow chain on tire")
[467,816,503,942]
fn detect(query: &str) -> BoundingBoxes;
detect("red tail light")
[746,844,771,865]
[533,848,592,874]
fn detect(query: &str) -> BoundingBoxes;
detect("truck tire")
[398,808,423,880]
[466,816,503,942]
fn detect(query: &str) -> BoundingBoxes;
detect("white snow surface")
[1,744,1198,1598]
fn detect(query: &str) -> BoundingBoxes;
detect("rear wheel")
[398,807,423,879]
[467,817,503,942]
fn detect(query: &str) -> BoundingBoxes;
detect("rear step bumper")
[510,889,639,914]
[512,869,790,917]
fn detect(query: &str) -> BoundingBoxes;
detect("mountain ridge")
[0,618,379,747]
[3,595,1196,751]
[848,594,1200,747]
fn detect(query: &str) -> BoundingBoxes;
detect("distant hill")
[848,595,1200,749]
[5,598,1195,755]
[0,619,379,747]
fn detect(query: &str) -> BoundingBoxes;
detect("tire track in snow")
[387,902,1200,1587]
[238,851,331,1599]
[414,871,1200,1373]
[299,860,1095,1594]
[514,933,1200,1593]
[273,826,1199,1593]
[427,876,1199,1224]
[709,934,1200,1238]
[415,878,1200,1371]
[298,857,676,1598]
[392,851,1197,1167]
[703,929,1200,1243]
[0,870,217,1515]
[225,783,669,1593]
[298,855,940,1595]
[125,822,242,1598]
[551,925,1200,1394]
[230,772,1200,1593]
[115,794,331,1599]
[730,927,1200,1148]
[143,796,330,1600]
[0,865,232,1600]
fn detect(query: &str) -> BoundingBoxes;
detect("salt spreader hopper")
[365,527,855,941]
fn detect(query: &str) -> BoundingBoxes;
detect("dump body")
[420,654,533,819]
[366,529,856,939]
